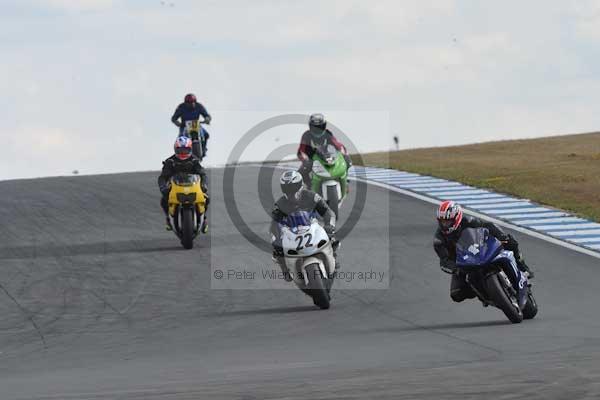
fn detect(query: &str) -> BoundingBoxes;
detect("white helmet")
[280,170,303,199]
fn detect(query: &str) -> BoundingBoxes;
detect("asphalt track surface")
[1,167,600,400]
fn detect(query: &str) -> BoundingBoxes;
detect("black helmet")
[308,113,327,137]
[280,170,303,199]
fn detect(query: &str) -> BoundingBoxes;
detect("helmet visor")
[438,218,455,231]
[175,146,192,158]
[281,180,302,198]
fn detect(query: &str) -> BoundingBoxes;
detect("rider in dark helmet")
[158,136,209,232]
[171,93,212,156]
[297,113,353,185]
[433,200,534,303]
[270,170,338,281]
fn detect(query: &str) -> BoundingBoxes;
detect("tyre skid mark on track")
[0,281,47,350]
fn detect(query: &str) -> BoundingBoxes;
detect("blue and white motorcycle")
[279,211,337,310]
[455,227,538,323]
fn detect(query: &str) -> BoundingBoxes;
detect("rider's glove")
[159,185,170,196]
[204,115,212,124]
[272,244,284,258]
[324,224,336,237]
[325,225,339,249]
[440,260,457,274]
[497,233,510,244]
[273,248,284,258]
[343,154,353,168]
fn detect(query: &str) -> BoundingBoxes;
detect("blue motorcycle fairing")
[456,228,503,267]
[279,210,319,233]
[455,228,529,308]
[493,250,528,307]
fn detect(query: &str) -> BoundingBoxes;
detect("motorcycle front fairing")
[310,144,348,203]
[168,173,206,215]
[492,250,529,308]
[455,228,503,269]
[456,228,528,307]
[279,212,335,285]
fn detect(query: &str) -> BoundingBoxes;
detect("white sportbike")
[279,211,337,309]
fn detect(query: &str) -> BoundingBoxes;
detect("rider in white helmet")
[270,170,338,281]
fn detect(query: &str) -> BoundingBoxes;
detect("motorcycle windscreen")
[455,227,502,267]
[279,210,318,232]
[172,173,200,186]
[315,144,339,165]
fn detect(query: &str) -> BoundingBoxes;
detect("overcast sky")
[2,0,600,180]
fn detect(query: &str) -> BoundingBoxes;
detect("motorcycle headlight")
[177,193,197,204]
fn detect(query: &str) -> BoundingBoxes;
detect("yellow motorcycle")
[168,173,208,249]
[180,120,208,160]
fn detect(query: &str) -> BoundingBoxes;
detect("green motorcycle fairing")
[310,151,348,199]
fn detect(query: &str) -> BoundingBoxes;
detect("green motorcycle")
[310,143,349,218]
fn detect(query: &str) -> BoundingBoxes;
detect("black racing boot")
[273,251,293,282]
[165,216,173,231]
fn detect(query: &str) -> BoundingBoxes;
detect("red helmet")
[436,200,463,234]
[174,136,193,160]
[184,93,197,104]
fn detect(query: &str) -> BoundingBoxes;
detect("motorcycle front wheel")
[305,263,330,310]
[485,273,523,323]
[180,207,195,250]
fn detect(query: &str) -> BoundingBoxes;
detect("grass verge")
[354,132,600,222]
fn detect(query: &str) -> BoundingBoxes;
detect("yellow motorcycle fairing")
[168,175,206,216]
[184,120,200,135]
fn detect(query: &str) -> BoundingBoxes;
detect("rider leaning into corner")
[297,113,353,185]
[157,136,209,232]
[171,93,212,156]
[270,170,339,281]
[433,200,535,303]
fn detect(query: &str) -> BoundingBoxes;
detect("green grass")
[354,132,600,222]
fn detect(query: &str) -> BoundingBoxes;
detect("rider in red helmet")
[171,93,212,156]
[433,200,534,302]
[158,136,209,232]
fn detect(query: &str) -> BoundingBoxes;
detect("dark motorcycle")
[454,227,538,323]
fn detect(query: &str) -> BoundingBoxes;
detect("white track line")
[351,177,600,260]
[514,217,586,224]
[530,223,600,231]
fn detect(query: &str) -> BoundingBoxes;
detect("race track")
[1,167,599,400]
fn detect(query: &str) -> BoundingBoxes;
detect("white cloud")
[36,0,116,11]
[2,1,600,180]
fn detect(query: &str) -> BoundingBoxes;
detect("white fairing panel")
[281,221,329,258]
[281,221,336,286]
